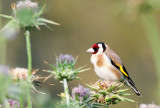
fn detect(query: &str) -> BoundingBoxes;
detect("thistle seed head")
[9,67,38,81]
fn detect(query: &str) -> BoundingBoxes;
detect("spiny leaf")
[33,4,46,18]
[86,84,98,91]
[38,18,60,25]
[99,90,107,95]
[123,97,135,102]
[1,20,16,31]
[0,14,14,19]
[111,94,124,101]
[116,89,129,93]
[33,21,40,30]
[43,61,57,71]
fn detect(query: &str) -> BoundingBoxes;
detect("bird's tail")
[125,78,142,97]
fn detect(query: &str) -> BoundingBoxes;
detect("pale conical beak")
[86,48,94,53]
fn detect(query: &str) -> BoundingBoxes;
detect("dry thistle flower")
[9,67,42,83]
[9,68,29,81]
[86,80,135,107]
[9,67,47,95]
[140,103,160,108]
[93,80,119,90]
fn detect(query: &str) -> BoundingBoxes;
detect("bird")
[86,42,141,96]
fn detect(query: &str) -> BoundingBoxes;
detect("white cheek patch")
[96,44,103,55]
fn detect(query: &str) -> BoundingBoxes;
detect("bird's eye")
[92,44,100,54]
[94,47,99,51]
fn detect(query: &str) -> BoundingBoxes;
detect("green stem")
[141,13,160,97]
[27,87,32,108]
[0,0,6,65]
[63,78,70,107]
[25,30,32,108]
[19,88,23,108]
[25,30,32,77]
[0,36,6,64]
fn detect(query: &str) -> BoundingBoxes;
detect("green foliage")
[0,2,59,31]
[44,54,90,81]
[84,80,135,108]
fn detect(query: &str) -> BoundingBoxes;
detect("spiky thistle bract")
[0,0,60,31]
[85,80,135,108]
[44,54,90,82]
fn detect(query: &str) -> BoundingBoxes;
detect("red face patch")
[92,44,99,54]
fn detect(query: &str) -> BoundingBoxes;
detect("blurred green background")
[1,0,160,107]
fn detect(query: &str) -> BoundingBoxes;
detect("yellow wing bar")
[119,66,128,77]
[110,59,129,77]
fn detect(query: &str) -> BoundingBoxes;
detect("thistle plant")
[8,67,46,107]
[7,99,20,108]
[0,99,20,108]
[84,80,135,108]
[72,85,90,107]
[124,0,160,101]
[44,54,90,107]
[0,0,59,107]
[0,66,12,103]
[0,66,20,108]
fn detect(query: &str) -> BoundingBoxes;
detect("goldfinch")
[86,42,141,96]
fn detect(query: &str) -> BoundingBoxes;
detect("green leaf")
[99,90,107,95]
[43,70,56,75]
[0,14,14,19]
[44,61,57,71]
[87,98,95,102]
[71,57,78,68]
[75,94,80,101]
[111,94,124,101]
[33,21,40,30]
[116,89,129,93]
[116,82,124,90]
[123,97,135,102]
[1,20,17,31]
[33,4,46,18]
[93,94,100,98]
[38,18,60,25]
[119,93,131,96]
[105,96,111,102]
[86,84,98,91]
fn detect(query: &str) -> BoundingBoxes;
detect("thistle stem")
[25,30,32,77]
[19,86,23,108]
[25,30,32,108]
[27,87,32,108]
[0,37,6,64]
[0,0,6,65]
[141,13,160,99]
[63,78,70,107]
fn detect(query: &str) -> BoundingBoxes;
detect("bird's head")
[86,42,106,54]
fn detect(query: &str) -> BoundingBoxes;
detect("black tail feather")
[126,78,142,97]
